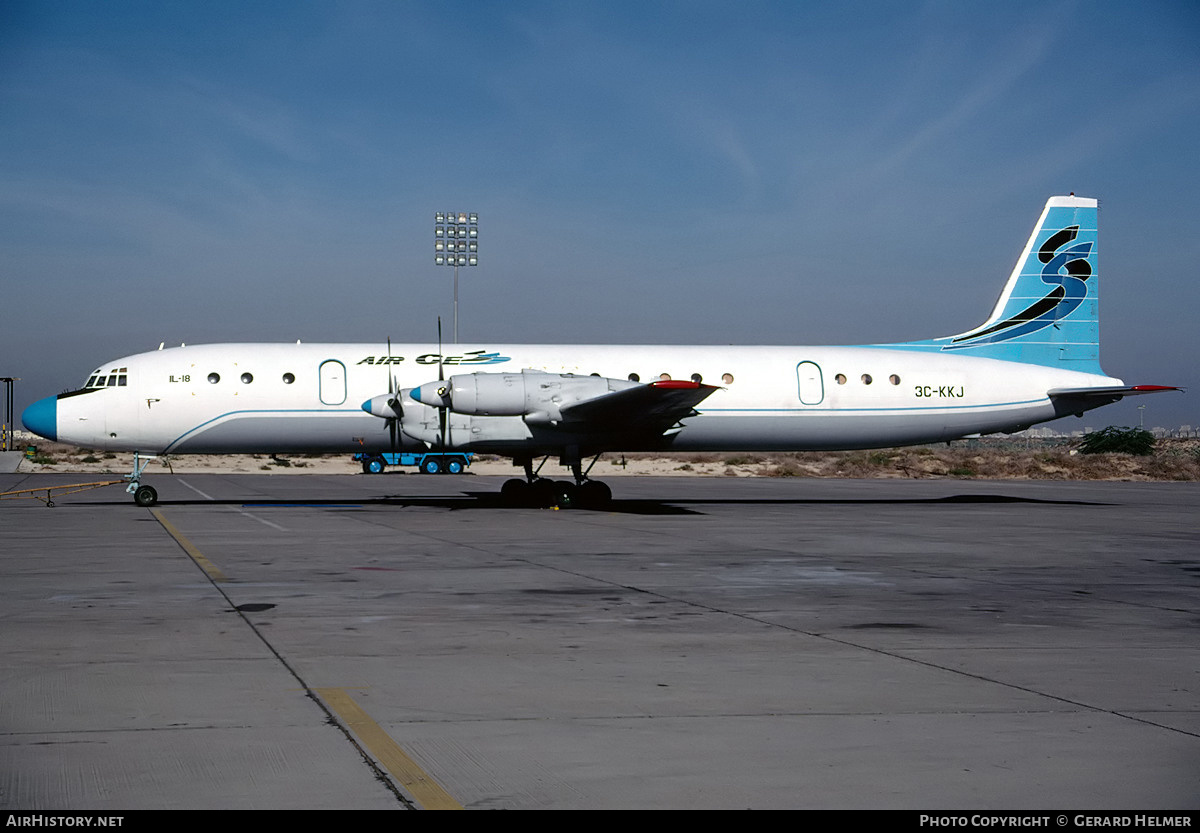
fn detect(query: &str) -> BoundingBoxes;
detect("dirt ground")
[14,438,1200,481]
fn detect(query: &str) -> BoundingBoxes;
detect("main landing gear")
[125,452,159,507]
[500,456,613,509]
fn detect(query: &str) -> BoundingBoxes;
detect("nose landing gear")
[125,452,159,506]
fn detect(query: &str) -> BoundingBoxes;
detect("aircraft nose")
[21,396,57,441]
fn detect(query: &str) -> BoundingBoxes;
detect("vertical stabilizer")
[928,196,1101,370]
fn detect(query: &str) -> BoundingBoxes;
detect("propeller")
[437,318,449,450]
[385,337,401,450]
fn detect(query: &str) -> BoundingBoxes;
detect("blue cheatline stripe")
[164,408,367,451]
[701,397,1046,414]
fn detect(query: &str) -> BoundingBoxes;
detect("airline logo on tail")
[944,224,1093,350]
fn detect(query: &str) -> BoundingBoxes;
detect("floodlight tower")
[1,377,19,452]
[434,212,478,343]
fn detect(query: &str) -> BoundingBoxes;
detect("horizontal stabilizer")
[1048,384,1182,400]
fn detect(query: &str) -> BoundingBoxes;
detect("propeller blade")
[386,337,399,451]
[437,318,447,448]
[437,317,444,382]
[387,337,394,393]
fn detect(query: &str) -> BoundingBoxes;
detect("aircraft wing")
[555,379,718,435]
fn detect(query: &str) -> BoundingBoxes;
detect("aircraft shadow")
[94,491,1111,516]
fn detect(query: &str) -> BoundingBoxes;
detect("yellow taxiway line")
[315,687,463,810]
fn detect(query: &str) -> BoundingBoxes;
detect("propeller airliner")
[22,196,1179,507]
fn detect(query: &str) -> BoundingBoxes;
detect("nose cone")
[412,381,450,408]
[361,395,402,418]
[22,396,57,441]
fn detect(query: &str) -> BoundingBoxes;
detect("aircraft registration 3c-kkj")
[22,195,1181,508]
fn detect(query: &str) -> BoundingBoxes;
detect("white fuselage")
[51,341,1120,455]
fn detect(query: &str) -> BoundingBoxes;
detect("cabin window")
[628,373,640,382]
[889,374,900,385]
[240,373,253,384]
[690,373,703,384]
[208,373,220,384]
[659,373,672,381]
[722,373,734,384]
[835,374,847,385]
[861,374,873,385]
[282,373,295,384]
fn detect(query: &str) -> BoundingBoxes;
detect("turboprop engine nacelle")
[412,370,640,422]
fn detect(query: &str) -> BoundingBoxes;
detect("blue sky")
[2,0,1198,431]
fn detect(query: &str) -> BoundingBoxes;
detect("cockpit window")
[84,368,128,389]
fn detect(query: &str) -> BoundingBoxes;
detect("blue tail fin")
[919,196,1101,370]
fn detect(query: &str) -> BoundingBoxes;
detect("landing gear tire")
[501,478,531,506]
[554,482,577,509]
[529,480,576,509]
[577,480,612,509]
[133,485,158,507]
[502,477,609,509]
[530,478,560,508]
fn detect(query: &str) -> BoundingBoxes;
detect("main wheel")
[531,480,576,509]
[133,485,158,507]
[501,478,531,506]
[530,478,559,508]
[553,482,578,509]
[577,480,612,509]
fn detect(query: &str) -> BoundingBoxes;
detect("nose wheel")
[133,484,158,506]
